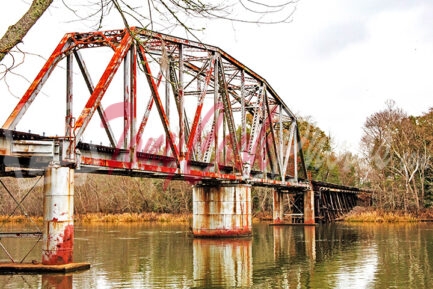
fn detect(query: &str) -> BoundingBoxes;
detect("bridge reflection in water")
[0,223,395,288]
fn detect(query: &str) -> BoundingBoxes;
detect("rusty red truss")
[0,27,309,189]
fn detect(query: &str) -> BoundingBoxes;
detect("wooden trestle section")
[289,181,370,223]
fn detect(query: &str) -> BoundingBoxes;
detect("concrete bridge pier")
[192,183,252,237]
[42,163,74,265]
[304,188,315,225]
[272,190,284,224]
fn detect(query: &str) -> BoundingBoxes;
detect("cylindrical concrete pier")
[272,190,284,224]
[192,184,252,237]
[304,189,315,225]
[42,164,74,265]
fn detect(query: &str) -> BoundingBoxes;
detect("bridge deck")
[0,128,309,190]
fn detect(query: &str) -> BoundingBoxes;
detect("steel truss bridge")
[1,27,312,188]
[0,27,369,260]
[0,27,370,267]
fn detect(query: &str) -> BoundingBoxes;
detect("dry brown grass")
[0,215,43,223]
[74,212,192,224]
[342,207,418,223]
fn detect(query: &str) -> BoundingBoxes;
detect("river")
[1,222,433,288]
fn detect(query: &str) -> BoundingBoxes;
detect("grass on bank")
[0,213,192,224]
[75,212,192,223]
[342,207,419,223]
[2,207,432,224]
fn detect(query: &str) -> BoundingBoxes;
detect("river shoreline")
[1,207,433,224]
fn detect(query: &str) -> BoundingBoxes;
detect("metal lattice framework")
[0,27,308,189]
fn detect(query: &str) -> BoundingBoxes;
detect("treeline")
[298,100,433,212]
[298,116,361,187]
[361,101,433,211]
[0,175,276,217]
[1,101,431,217]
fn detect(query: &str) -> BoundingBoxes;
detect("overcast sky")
[1,0,432,154]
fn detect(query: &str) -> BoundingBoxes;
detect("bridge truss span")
[0,27,309,190]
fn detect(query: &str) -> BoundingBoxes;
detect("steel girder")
[0,27,308,188]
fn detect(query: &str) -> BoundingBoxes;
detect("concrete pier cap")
[192,183,252,238]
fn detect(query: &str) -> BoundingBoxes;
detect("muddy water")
[1,222,433,288]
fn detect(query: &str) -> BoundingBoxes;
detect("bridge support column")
[42,163,74,265]
[272,190,284,224]
[192,184,251,237]
[303,189,315,224]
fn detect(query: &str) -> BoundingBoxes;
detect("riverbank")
[2,207,433,224]
[340,206,433,223]
[0,213,192,224]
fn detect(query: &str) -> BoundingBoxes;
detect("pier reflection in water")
[1,223,433,288]
[193,238,252,288]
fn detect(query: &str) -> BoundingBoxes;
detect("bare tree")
[0,0,53,63]
[0,0,298,64]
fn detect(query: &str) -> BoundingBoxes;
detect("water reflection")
[42,274,72,289]
[272,225,316,262]
[2,223,433,288]
[193,238,252,288]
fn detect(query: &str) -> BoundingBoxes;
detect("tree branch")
[0,0,53,62]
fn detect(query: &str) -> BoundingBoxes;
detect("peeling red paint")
[42,224,74,265]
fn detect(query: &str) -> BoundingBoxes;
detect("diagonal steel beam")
[185,54,216,160]
[135,72,163,150]
[73,50,117,147]
[217,55,241,171]
[2,35,73,130]
[137,46,180,163]
[73,30,133,144]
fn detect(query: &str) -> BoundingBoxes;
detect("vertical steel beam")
[241,70,246,153]
[129,46,137,166]
[213,57,220,170]
[293,127,298,182]
[123,47,131,150]
[279,106,284,180]
[165,63,170,156]
[178,44,185,158]
[42,164,74,265]
[65,54,73,141]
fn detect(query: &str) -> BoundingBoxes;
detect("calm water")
[1,222,433,288]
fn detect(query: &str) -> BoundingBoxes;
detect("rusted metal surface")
[0,28,369,249]
[0,27,313,189]
[192,184,252,237]
[42,165,74,265]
